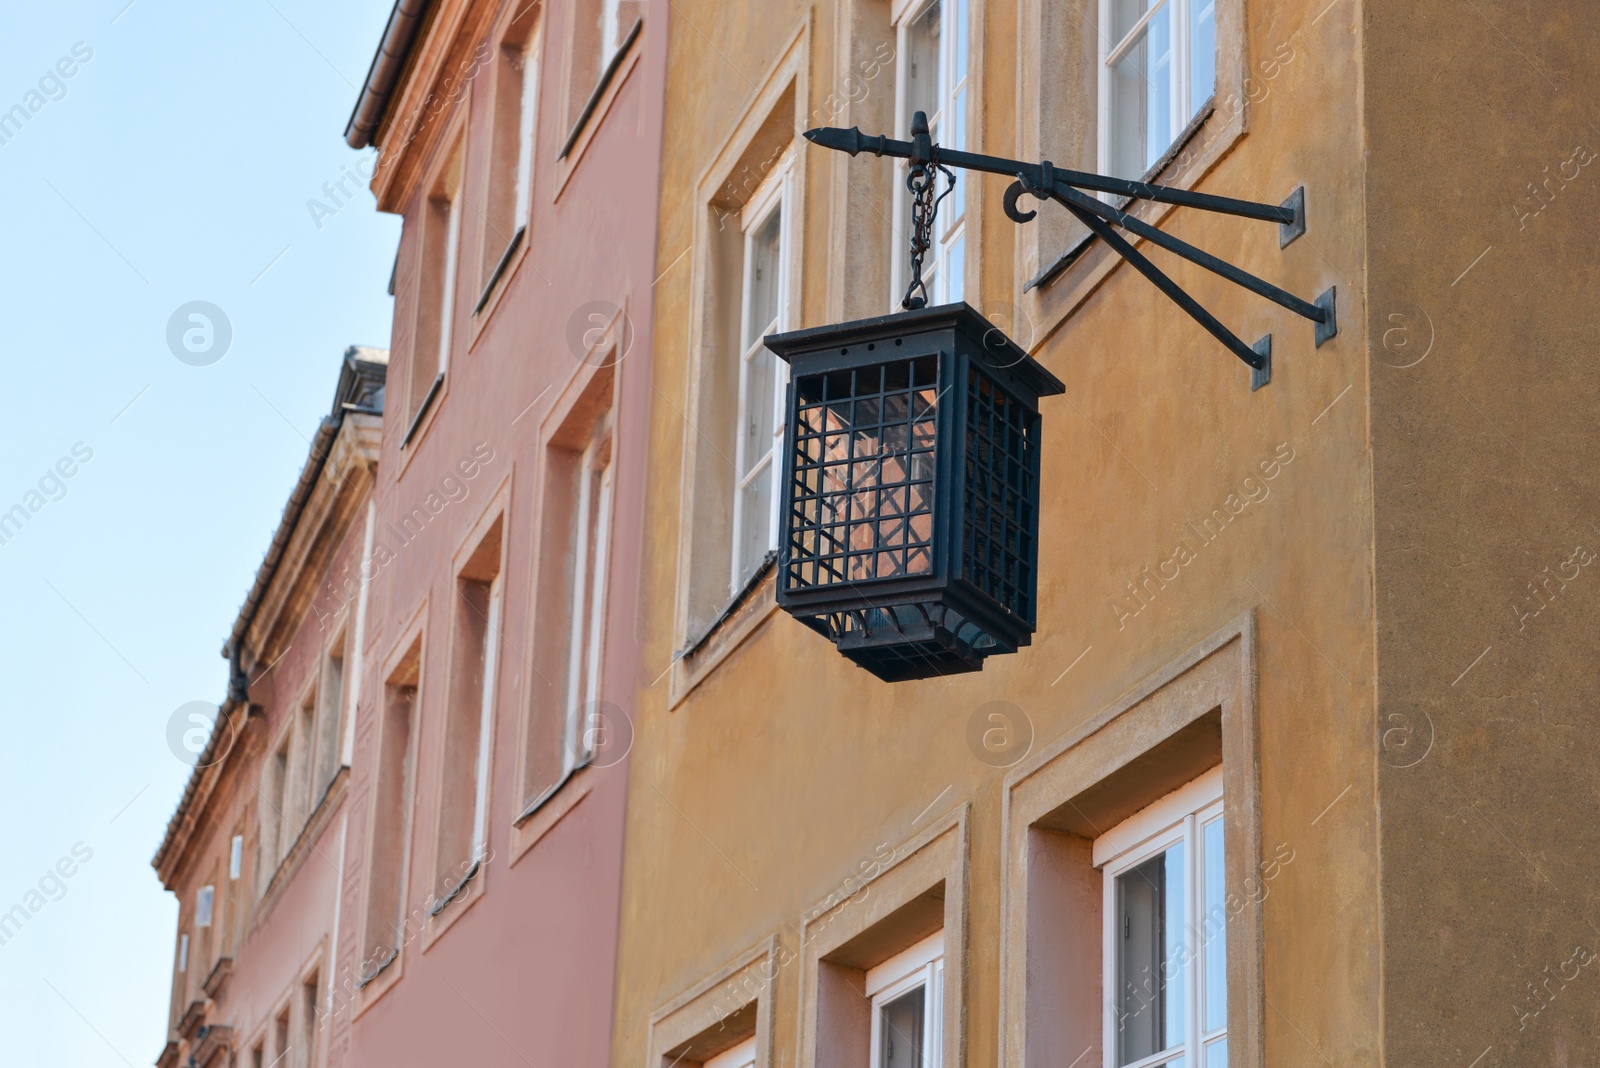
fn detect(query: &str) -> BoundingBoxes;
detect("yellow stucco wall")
[617,0,1379,1065]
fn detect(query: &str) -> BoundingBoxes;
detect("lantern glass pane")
[786,357,939,591]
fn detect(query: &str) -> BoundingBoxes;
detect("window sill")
[353,939,404,1017]
[553,18,644,201]
[469,226,527,350]
[508,763,594,867]
[669,557,782,710]
[1027,99,1216,292]
[560,18,643,160]
[251,766,348,936]
[1019,96,1244,350]
[400,372,445,449]
[419,854,486,952]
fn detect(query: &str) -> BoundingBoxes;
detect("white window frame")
[704,1036,757,1068]
[1093,766,1225,1068]
[866,929,945,1068]
[229,835,243,880]
[729,154,795,594]
[600,0,624,69]
[565,434,614,776]
[513,31,541,232]
[891,0,970,310]
[437,181,464,376]
[1096,0,1215,181]
[470,576,503,862]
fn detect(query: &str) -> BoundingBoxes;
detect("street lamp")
[766,304,1063,681]
[766,111,1332,679]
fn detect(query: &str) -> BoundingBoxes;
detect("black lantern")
[765,303,1065,681]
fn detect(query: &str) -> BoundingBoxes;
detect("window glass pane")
[880,984,926,1068]
[1115,842,1187,1066]
[740,347,778,477]
[1108,5,1173,180]
[1190,0,1217,113]
[1205,1038,1227,1068]
[195,886,214,927]
[946,85,967,229]
[1203,816,1227,1033]
[737,459,774,585]
[744,207,783,351]
[953,0,968,79]
[906,1,941,127]
[1109,0,1150,47]
[943,234,964,305]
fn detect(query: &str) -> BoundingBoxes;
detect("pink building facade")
[154,0,664,1064]
[326,0,662,1062]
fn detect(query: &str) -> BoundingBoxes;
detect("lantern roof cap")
[764,301,1065,399]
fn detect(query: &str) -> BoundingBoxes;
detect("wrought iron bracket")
[804,117,1338,386]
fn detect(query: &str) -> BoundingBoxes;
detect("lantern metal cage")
[765,302,1065,681]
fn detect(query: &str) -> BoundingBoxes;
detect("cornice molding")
[369,0,502,212]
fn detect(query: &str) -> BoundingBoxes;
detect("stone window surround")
[998,611,1263,1068]
[510,315,630,864]
[797,805,970,1068]
[353,602,430,1015]
[468,0,546,341]
[669,23,810,709]
[419,477,512,948]
[648,936,781,1068]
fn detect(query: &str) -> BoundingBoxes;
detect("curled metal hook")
[1003,180,1038,224]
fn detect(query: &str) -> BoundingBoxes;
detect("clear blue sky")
[0,0,400,1061]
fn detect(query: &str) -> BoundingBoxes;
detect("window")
[480,4,541,302]
[563,0,641,138]
[195,885,215,928]
[311,635,346,807]
[730,159,792,593]
[706,1037,757,1068]
[522,362,618,821]
[360,636,422,984]
[408,146,464,435]
[512,30,540,232]
[296,691,316,823]
[1094,768,1225,1068]
[274,1007,291,1068]
[177,932,189,973]
[433,520,504,910]
[563,434,612,775]
[261,734,290,877]
[228,830,245,956]
[1099,0,1216,180]
[895,0,968,307]
[301,972,320,1068]
[869,931,945,1068]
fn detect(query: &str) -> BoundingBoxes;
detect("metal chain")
[901,155,957,311]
